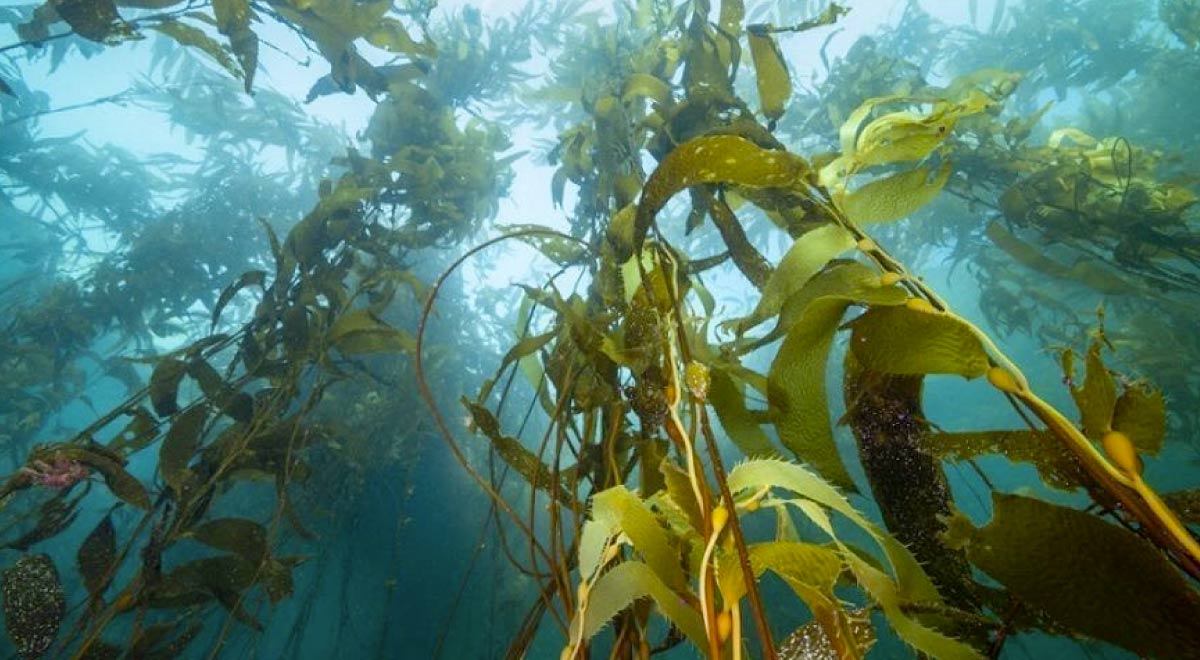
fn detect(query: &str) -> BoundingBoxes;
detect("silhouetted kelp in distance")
[0,0,1199,658]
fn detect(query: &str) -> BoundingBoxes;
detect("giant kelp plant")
[0,0,1198,658]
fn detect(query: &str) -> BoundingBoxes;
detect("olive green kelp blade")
[709,368,781,459]
[327,308,416,355]
[919,430,1087,492]
[577,560,706,648]
[1065,340,1167,453]
[462,400,574,506]
[767,262,907,491]
[735,223,855,334]
[747,27,791,122]
[848,304,988,378]
[577,485,687,592]
[841,161,952,225]
[727,460,981,660]
[77,514,117,600]
[623,134,812,261]
[967,493,1200,659]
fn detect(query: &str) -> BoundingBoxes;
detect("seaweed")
[0,0,1198,658]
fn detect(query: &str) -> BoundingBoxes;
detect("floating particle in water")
[2,554,65,659]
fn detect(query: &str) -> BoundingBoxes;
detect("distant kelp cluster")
[1,0,1199,659]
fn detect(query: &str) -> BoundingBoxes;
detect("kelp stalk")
[416,229,594,636]
[657,247,777,660]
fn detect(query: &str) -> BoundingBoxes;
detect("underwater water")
[1,0,1199,657]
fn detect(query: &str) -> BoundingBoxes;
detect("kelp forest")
[1,0,1199,657]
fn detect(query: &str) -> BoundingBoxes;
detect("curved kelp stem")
[415,228,593,638]
[659,245,779,660]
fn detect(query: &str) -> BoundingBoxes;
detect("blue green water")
[1,0,1198,658]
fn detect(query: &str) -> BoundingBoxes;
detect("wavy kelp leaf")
[624,134,811,260]
[269,0,392,92]
[78,451,150,511]
[778,608,876,660]
[734,541,841,604]
[1164,489,1200,525]
[159,405,208,495]
[151,21,241,81]
[709,369,780,458]
[583,485,687,592]
[718,540,865,658]
[77,514,116,598]
[4,494,80,552]
[621,73,672,106]
[842,547,982,660]
[327,308,415,354]
[476,331,554,403]
[212,270,265,330]
[1047,127,1097,149]
[1068,342,1115,441]
[501,331,555,369]
[784,498,979,660]
[213,0,249,37]
[758,261,907,347]
[849,305,988,378]
[767,264,907,490]
[499,224,587,266]
[727,459,941,604]
[718,0,745,33]
[212,0,257,91]
[737,223,855,333]
[967,493,1200,658]
[856,93,990,167]
[141,555,256,609]
[579,560,705,648]
[149,358,189,418]
[660,459,704,534]
[769,297,858,491]
[984,220,1064,272]
[1112,381,1166,455]
[55,0,135,43]
[462,400,573,506]
[747,27,791,121]
[190,518,268,564]
[187,359,254,423]
[261,558,295,604]
[823,90,991,187]
[2,554,65,660]
[576,512,608,587]
[842,162,952,225]
[364,17,434,56]
[682,8,735,95]
[920,430,1086,491]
